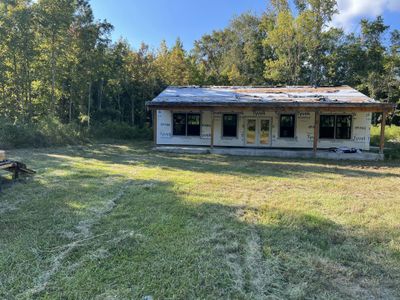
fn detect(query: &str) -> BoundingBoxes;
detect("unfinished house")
[146,86,395,160]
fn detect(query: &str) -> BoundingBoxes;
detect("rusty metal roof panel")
[148,86,378,105]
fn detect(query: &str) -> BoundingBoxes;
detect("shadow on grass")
[1,147,399,298]
[36,177,398,299]
[25,141,400,179]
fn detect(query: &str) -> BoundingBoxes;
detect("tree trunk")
[51,31,56,114]
[13,52,22,118]
[88,82,92,129]
[69,84,73,123]
[131,98,135,126]
[27,59,32,121]
[98,78,103,110]
[117,94,121,122]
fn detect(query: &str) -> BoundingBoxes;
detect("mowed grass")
[1,141,400,299]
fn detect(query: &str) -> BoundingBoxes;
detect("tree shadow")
[1,148,399,298]
[43,178,399,299]
[20,141,400,179]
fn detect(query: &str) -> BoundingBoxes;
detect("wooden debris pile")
[0,151,35,190]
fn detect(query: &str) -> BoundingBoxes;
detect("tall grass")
[90,120,152,140]
[0,118,87,149]
[0,118,152,150]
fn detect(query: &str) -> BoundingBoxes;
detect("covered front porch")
[147,86,396,159]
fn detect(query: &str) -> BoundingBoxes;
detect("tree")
[263,10,305,84]
[155,38,192,86]
[0,0,398,130]
[36,0,75,114]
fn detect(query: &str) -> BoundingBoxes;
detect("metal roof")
[146,86,395,111]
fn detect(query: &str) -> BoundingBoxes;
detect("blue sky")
[90,0,400,50]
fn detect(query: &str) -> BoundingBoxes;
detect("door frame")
[244,117,272,147]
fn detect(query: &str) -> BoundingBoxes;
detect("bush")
[0,117,87,149]
[391,112,400,126]
[0,118,152,149]
[370,125,400,145]
[91,121,152,140]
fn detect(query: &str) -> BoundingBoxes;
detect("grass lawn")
[1,141,400,299]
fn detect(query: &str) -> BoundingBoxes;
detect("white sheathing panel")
[213,112,245,147]
[317,112,371,150]
[156,110,371,150]
[156,110,211,146]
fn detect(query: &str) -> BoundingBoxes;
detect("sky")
[90,0,400,51]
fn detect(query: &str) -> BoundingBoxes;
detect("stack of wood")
[0,151,35,185]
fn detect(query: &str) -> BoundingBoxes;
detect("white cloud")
[331,0,400,32]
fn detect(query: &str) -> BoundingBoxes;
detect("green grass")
[1,141,400,299]
[371,125,400,159]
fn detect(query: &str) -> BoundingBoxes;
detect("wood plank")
[313,111,320,154]
[210,111,214,149]
[153,109,158,146]
[0,163,14,170]
[380,111,387,154]
[148,104,395,113]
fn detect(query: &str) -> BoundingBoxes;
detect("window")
[172,113,201,136]
[319,115,352,140]
[320,115,335,139]
[279,114,295,138]
[187,114,201,136]
[223,114,238,137]
[336,115,352,139]
[173,113,187,136]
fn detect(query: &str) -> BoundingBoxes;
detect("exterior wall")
[156,109,371,150]
[156,110,212,146]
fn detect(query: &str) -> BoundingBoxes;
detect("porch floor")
[154,146,384,161]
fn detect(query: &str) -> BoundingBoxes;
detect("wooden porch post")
[210,111,215,149]
[379,111,387,154]
[313,111,320,155]
[153,109,157,146]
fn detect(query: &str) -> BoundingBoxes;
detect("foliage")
[370,125,400,159]
[0,0,399,140]
[370,125,400,144]
[91,121,152,140]
[0,117,86,149]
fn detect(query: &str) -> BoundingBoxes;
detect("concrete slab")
[155,146,209,154]
[154,146,384,161]
[315,151,384,161]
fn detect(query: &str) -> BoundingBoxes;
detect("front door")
[245,118,271,147]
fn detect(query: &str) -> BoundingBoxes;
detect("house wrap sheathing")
[146,86,395,152]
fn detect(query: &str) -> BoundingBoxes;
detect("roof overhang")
[146,101,396,113]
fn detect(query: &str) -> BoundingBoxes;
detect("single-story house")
[146,86,395,158]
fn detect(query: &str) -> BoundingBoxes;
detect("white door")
[245,118,271,147]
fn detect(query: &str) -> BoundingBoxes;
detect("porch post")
[313,110,320,155]
[153,109,157,146]
[379,111,387,154]
[210,110,215,149]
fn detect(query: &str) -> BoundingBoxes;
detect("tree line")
[0,0,399,130]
